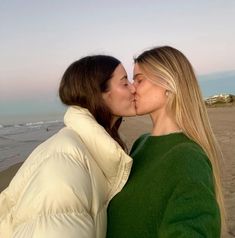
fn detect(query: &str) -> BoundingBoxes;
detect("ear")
[102,91,111,102]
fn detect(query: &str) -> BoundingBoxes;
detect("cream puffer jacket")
[0,106,132,238]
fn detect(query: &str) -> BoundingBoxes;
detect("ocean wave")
[26,121,44,126]
[0,120,63,129]
[14,123,26,127]
[45,120,62,124]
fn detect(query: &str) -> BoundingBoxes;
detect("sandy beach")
[0,107,234,237]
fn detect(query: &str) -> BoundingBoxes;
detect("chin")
[128,112,137,117]
[127,106,137,116]
[136,109,146,116]
[115,109,136,117]
[124,110,137,117]
[131,108,137,116]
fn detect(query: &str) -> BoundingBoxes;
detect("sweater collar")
[64,106,132,201]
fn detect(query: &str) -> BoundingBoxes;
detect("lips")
[133,98,138,107]
[130,96,135,102]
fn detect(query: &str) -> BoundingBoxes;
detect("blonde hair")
[135,46,226,232]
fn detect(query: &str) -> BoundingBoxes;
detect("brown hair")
[59,55,127,151]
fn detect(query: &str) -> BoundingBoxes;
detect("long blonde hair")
[135,45,226,232]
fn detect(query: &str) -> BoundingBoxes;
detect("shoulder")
[19,127,89,178]
[27,130,92,193]
[165,142,214,186]
[34,153,92,205]
[4,128,92,210]
[168,142,211,167]
[130,133,149,154]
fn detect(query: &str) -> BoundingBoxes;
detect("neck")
[111,115,121,128]
[150,110,181,136]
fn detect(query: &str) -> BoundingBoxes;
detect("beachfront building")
[205,94,233,106]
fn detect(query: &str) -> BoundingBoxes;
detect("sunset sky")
[0,0,235,102]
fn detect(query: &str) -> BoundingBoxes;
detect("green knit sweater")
[107,133,221,238]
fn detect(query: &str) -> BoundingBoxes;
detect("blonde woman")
[107,46,225,237]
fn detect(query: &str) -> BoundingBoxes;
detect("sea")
[0,99,66,169]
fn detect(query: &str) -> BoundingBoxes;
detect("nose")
[129,83,136,94]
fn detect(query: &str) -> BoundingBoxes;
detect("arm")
[158,144,221,237]
[12,211,95,238]
[0,188,11,219]
[11,153,95,238]
[158,179,221,237]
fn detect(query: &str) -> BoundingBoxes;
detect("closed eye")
[135,78,143,84]
[122,79,130,87]
[120,76,129,86]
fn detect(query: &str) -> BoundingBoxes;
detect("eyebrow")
[120,75,128,81]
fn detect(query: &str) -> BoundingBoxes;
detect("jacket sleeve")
[0,188,11,219]
[10,153,96,238]
[0,187,14,237]
[12,211,95,238]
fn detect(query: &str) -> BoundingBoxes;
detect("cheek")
[136,85,150,101]
[113,88,131,101]
[105,90,125,111]
[109,89,135,115]
[136,87,166,111]
[149,90,166,107]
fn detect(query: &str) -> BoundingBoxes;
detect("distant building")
[205,93,233,105]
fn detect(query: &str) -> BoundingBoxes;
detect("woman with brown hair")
[0,55,136,238]
[107,46,225,237]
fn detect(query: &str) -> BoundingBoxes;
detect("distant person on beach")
[0,55,136,238]
[107,46,225,237]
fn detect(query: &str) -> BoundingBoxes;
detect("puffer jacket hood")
[0,106,132,238]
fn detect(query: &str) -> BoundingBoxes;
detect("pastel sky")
[0,0,235,101]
